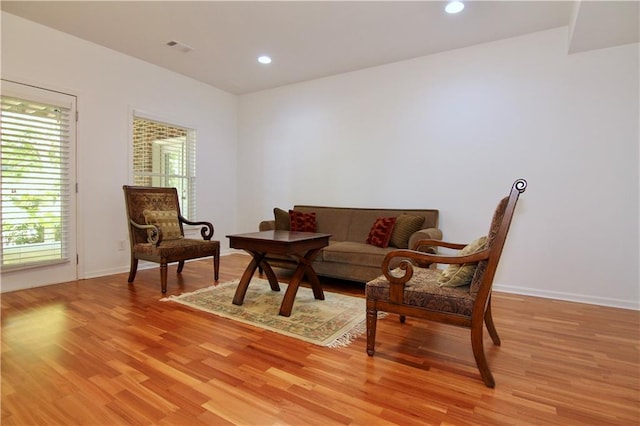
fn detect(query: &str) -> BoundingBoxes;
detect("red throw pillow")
[289,210,317,232]
[366,217,397,248]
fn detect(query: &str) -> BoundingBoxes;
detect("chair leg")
[214,247,220,281]
[399,315,406,323]
[484,298,501,346]
[177,261,185,273]
[160,263,168,293]
[128,257,138,283]
[471,322,495,388]
[366,299,378,356]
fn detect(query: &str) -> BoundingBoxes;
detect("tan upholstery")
[259,205,442,283]
[365,179,527,388]
[123,186,220,293]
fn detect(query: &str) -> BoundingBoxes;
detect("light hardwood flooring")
[2,253,638,425]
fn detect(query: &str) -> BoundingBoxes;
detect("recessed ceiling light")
[445,1,464,14]
[258,55,272,64]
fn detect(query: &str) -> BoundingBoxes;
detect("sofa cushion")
[143,209,183,240]
[293,206,351,240]
[274,207,291,231]
[323,241,390,268]
[365,217,397,248]
[346,210,393,242]
[438,236,487,287]
[289,210,317,232]
[390,214,425,249]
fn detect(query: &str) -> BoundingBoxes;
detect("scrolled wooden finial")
[513,178,527,193]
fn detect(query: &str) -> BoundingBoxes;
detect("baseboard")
[13,253,639,312]
[82,250,238,280]
[494,283,640,311]
[82,263,153,280]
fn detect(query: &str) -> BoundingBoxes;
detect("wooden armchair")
[123,186,220,293]
[366,179,527,387]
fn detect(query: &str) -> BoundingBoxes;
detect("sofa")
[258,205,442,283]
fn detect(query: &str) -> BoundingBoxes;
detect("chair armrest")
[129,219,163,245]
[179,215,214,240]
[382,247,490,286]
[411,239,466,251]
[259,220,276,231]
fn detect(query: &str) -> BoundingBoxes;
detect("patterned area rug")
[161,278,367,347]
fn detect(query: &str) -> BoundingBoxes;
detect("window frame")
[129,110,197,221]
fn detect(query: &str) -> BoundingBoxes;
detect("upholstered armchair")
[123,186,220,293]
[366,179,527,387]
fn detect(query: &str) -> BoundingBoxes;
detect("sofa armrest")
[408,227,443,252]
[407,228,443,268]
[259,220,276,231]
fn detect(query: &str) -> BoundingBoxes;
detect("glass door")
[1,80,78,291]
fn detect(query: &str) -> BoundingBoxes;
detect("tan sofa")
[258,205,442,283]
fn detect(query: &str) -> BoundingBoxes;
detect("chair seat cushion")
[134,238,219,260]
[366,268,475,316]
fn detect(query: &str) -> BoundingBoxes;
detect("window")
[1,92,73,269]
[132,115,196,218]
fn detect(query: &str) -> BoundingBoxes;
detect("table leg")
[233,251,280,305]
[304,263,324,301]
[279,248,324,317]
[259,260,281,291]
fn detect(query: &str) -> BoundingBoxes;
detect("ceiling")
[2,1,638,95]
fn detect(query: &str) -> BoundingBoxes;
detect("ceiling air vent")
[166,40,193,53]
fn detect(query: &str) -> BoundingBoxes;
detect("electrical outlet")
[118,240,126,251]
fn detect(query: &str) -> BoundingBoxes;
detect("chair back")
[470,179,527,302]
[122,186,184,246]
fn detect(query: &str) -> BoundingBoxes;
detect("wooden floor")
[2,253,638,425]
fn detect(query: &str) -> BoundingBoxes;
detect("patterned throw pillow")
[389,214,425,249]
[274,207,291,230]
[143,209,183,240]
[365,217,397,248]
[437,236,487,287]
[289,210,317,232]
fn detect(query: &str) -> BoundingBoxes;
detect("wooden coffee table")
[226,230,331,317]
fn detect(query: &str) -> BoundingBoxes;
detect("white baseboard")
[494,283,640,311]
[10,252,639,312]
[82,249,239,280]
[82,263,152,279]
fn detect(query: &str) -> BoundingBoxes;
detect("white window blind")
[1,95,72,269]
[132,116,196,218]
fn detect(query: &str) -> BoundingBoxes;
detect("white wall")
[2,14,638,309]
[1,12,238,289]
[238,28,640,310]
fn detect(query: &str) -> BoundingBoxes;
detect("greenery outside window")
[132,115,196,218]
[1,94,72,269]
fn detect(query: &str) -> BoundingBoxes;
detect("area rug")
[160,278,368,347]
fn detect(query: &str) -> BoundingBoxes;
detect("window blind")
[1,95,71,269]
